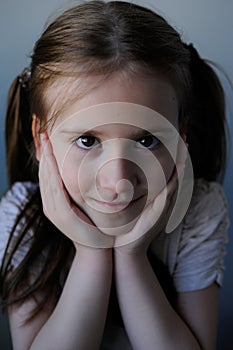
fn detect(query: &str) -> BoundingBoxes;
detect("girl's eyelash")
[137,134,161,150]
[74,135,100,149]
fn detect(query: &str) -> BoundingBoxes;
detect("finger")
[150,165,179,228]
[39,132,62,183]
[39,133,96,225]
[39,132,71,215]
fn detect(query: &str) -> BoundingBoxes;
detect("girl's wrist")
[75,244,112,259]
[114,238,149,259]
[114,246,147,263]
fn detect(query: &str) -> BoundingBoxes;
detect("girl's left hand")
[114,168,177,255]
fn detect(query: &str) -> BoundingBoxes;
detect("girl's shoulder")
[172,178,229,292]
[188,179,227,215]
[0,181,39,222]
[186,178,229,224]
[0,181,38,206]
[0,181,39,269]
[180,178,229,253]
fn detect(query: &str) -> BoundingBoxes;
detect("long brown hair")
[1,0,227,320]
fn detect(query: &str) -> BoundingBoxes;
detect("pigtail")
[186,44,227,182]
[5,68,38,186]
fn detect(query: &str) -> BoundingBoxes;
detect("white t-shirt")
[0,179,229,349]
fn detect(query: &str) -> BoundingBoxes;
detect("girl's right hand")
[38,132,114,250]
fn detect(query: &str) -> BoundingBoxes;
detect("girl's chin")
[85,198,147,234]
[68,192,149,235]
[94,217,138,236]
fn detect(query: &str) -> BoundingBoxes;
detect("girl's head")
[27,0,192,230]
[6,0,226,187]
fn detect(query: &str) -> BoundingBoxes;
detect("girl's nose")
[96,158,139,202]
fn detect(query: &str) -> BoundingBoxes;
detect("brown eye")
[138,135,160,149]
[75,136,99,149]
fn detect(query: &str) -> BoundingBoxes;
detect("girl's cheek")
[61,164,85,205]
[156,146,175,182]
[55,148,83,200]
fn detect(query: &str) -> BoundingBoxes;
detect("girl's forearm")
[114,251,201,350]
[30,247,112,350]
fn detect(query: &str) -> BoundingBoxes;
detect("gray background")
[0,0,232,349]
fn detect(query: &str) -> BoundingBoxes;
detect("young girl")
[0,1,229,349]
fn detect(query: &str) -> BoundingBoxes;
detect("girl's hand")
[38,132,114,250]
[114,168,178,255]
[114,139,188,256]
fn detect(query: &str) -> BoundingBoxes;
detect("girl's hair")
[5,68,38,185]
[1,0,227,320]
[185,44,227,181]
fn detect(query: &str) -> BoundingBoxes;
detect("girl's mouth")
[89,195,145,212]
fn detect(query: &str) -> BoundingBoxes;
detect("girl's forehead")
[45,72,179,126]
[51,102,179,140]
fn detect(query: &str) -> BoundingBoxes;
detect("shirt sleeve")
[172,179,229,293]
[0,181,38,270]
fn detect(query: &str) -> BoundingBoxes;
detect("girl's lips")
[90,195,145,211]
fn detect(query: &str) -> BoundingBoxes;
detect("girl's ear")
[31,115,42,161]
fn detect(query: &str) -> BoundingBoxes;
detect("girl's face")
[37,73,180,232]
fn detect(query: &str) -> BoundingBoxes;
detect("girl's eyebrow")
[60,128,154,139]
[61,129,107,137]
[60,127,174,138]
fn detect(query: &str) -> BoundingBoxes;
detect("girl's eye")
[75,135,99,149]
[137,135,161,150]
